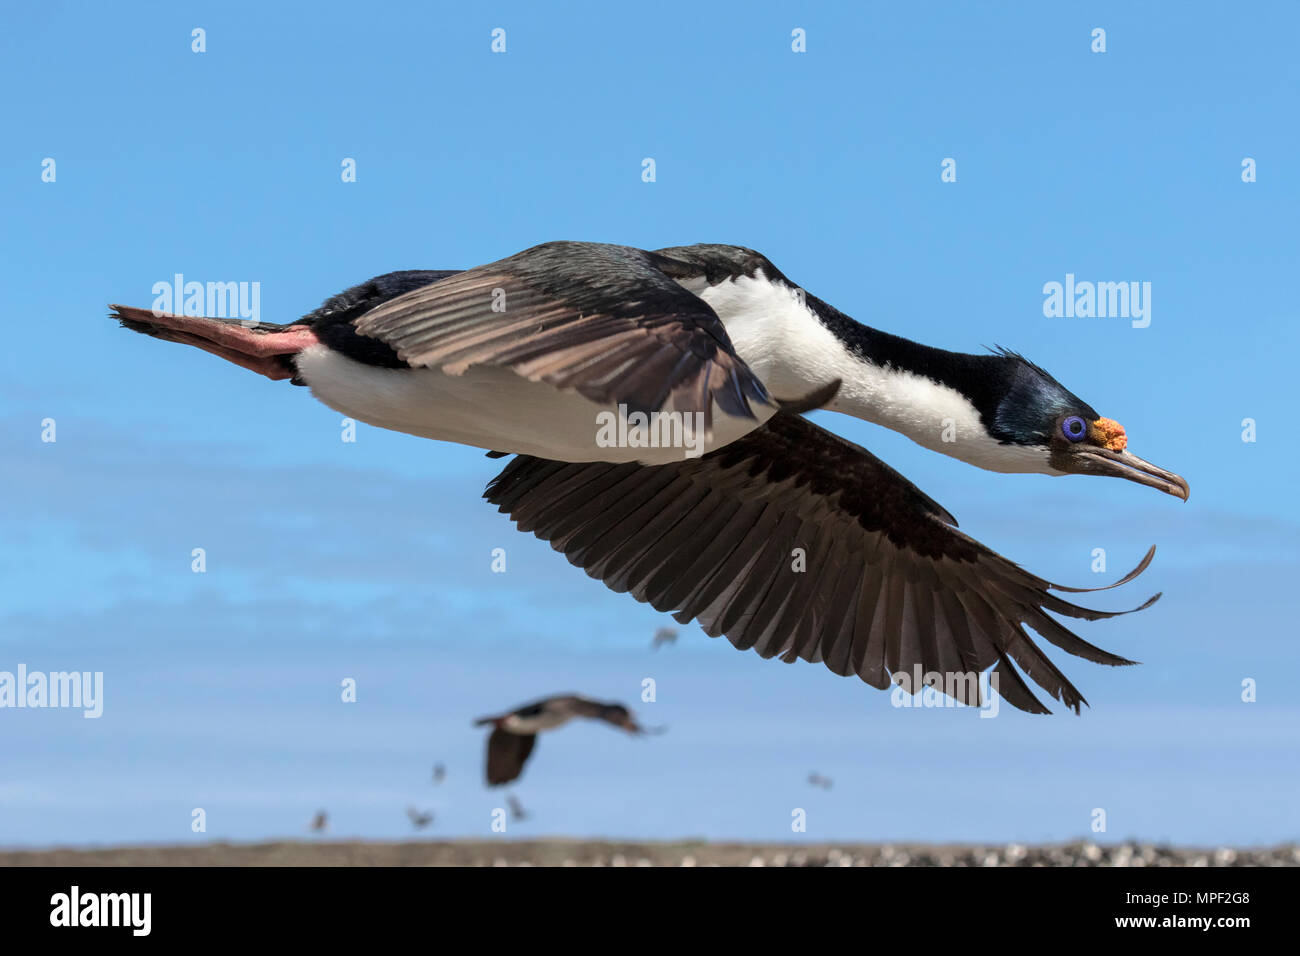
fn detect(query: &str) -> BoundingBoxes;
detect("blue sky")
[2,1,1297,848]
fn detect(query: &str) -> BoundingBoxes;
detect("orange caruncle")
[1090,417,1128,452]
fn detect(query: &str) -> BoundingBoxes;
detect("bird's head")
[599,704,642,733]
[981,351,1189,500]
[1043,410,1189,499]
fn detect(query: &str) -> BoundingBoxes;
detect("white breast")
[293,345,770,464]
[503,711,573,734]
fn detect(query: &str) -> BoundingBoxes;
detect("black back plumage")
[301,270,462,370]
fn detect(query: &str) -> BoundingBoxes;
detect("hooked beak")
[1057,444,1190,501]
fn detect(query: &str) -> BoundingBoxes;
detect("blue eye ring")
[1062,415,1088,442]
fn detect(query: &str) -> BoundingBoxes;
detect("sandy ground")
[1,839,1296,866]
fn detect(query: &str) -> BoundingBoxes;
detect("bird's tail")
[109,304,319,381]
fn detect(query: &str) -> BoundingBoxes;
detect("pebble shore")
[1,840,1295,867]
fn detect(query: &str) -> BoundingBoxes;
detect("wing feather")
[352,241,775,428]
[484,412,1161,714]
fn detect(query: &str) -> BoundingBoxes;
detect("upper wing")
[351,241,774,427]
[486,729,537,786]
[484,412,1159,714]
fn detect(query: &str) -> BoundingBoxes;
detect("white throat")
[688,271,1055,475]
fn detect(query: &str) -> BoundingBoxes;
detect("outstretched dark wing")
[351,241,774,427]
[485,413,1159,714]
[486,729,538,786]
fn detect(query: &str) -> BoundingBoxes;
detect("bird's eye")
[1061,416,1088,442]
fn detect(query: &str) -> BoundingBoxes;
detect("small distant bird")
[474,694,645,786]
[808,773,833,790]
[309,810,328,832]
[406,807,434,829]
[507,795,529,821]
[652,626,678,651]
[432,763,446,784]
